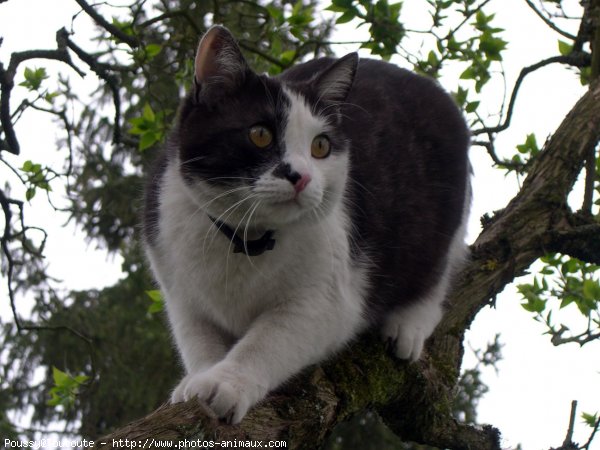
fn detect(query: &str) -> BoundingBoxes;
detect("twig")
[473,53,591,136]
[62,29,124,144]
[0,30,85,155]
[524,0,576,40]
[472,139,525,171]
[580,414,600,449]
[73,0,139,48]
[563,400,578,447]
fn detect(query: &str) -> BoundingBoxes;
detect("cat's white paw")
[382,301,443,361]
[171,373,194,404]
[174,362,264,424]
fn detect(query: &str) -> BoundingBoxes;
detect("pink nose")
[294,174,311,194]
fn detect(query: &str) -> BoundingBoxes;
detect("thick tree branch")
[443,79,600,338]
[544,222,600,265]
[583,0,600,212]
[97,335,501,450]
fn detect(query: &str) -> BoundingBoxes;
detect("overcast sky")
[1,1,599,449]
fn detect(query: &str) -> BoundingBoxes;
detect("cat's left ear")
[314,53,358,104]
[194,25,249,99]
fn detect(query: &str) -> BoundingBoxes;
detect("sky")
[0,0,599,449]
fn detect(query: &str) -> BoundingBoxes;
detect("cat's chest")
[153,193,353,335]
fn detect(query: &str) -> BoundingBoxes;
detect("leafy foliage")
[518,254,600,346]
[47,367,89,409]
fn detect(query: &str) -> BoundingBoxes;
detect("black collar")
[208,216,276,256]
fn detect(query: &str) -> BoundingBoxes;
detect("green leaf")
[582,412,598,427]
[139,132,158,151]
[44,91,60,104]
[465,101,480,113]
[331,0,354,7]
[427,50,439,67]
[52,367,70,386]
[47,367,88,409]
[22,160,33,172]
[25,187,36,201]
[582,279,600,300]
[142,103,156,122]
[266,5,284,23]
[145,44,162,58]
[336,10,356,24]
[280,50,296,65]
[558,40,572,56]
[516,133,539,156]
[479,32,507,61]
[561,259,579,274]
[19,67,49,91]
[146,290,164,314]
[460,66,476,80]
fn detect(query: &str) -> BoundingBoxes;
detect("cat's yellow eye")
[311,135,331,159]
[249,125,273,148]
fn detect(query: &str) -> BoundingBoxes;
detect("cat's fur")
[143,25,471,424]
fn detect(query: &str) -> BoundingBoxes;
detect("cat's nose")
[293,173,311,194]
[274,162,311,193]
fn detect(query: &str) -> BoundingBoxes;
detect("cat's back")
[283,56,470,313]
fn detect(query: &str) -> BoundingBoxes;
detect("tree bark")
[97,80,600,450]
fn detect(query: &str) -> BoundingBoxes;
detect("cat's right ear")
[194,25,249,100]
[313,53,358,104]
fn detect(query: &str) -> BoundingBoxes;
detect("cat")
[143,25,471,424]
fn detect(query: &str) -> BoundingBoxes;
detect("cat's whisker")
[310,206,336,276]
[199,185,253,211]
[180,186,253,258]
[202,176,255,183]
[347,176,376,199]
[240,200,265,273]
[202,192,259,258]
[259,76,277,112]
[179,155,209,167]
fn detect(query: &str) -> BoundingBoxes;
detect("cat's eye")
[249,125,273,148]
[311,135,331,159]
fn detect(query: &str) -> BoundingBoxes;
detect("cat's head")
[175,25,358,230]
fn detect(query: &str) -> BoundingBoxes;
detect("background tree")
[0,0,598,449]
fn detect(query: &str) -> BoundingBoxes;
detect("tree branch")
[97,335,501,450]
[544,221,600,265]
[62,28,127,145]
[524,0,577,40]
[0,30,84,155]
[73,0,139,48]
[472,53,591,136]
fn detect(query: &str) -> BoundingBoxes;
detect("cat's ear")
[194,25,249,99]
[314,53,358,104]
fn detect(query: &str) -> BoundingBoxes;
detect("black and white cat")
[143,25,470,424]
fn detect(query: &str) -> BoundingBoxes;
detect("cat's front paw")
[383,321,427,361]
[382,302,443,361]
[171,373,194,404]
[175,363,265,424]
